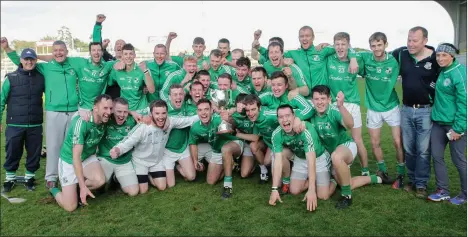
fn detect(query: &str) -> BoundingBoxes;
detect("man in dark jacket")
[1,48,45,192]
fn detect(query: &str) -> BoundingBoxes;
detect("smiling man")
[1,48,45,192]
[160,56,198,102]
[110,100,199,194]
[48,94,113,212]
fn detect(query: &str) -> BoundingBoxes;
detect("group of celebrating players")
[1,13,466,213]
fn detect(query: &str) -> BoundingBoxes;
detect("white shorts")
[99,158,138,188]
[133,158,165,176]
[291,151,331,186]
[242,142,253,157]
[163,148,190,169]
[58,155,99,187]
[334,102,362,128]
[197,143,222,165]
[366,106,401,129]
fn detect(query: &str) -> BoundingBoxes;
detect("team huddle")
[1,14,466,213]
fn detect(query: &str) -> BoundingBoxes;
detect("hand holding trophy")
[210,89,234,135]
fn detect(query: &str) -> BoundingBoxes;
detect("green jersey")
[252,109,279,149]
[67,57,116,110]
[310,105,353,152]
[252,85,272,97]
[109,64,149,111]
[165,101,192,153]
[185,98,198,115]
[272,122,325,159]
[286,46,356,92]
[259,92,314,120]
[188,114,238,153]
[145,60,180,102]
[358,51,400,112]
[97,116,136,165]
[208,65,235,82]
[160,69,191,101]
[171,54,209,69]
[431,60,467,134]
[326,54,361,105]
[263,62,308,88]
[235,76,253,94]
[60,115,106,164]
[232,112,254,134]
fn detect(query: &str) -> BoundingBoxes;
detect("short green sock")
[25,170,35,180]
[49,187,60,198]
[361,167,369,173]
[282,177,290,185]
[341,185,352,197]
[330,178,337,185]
[370,175,378,184]
[223,176,233,188]
[5,171,16,181]
[397,163,406,176]
[377,161,387,173]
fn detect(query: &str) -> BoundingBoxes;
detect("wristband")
[144,69,149,74]
[271,187,278,192]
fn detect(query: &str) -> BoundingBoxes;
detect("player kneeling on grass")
[96,97,139,196]
[269,104,333,211]
[110,100,199,194]
[188,98,244,199]
[49,94,113,212]
[164,84,198,188]
[301,86,392,209]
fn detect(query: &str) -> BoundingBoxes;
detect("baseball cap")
[20,48,37,59]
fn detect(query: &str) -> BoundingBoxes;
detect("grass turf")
[0,79,466,236]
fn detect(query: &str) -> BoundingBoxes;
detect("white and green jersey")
[272,122,325,159]
[259,92,314,120]
[160,69,190,102]
[109,64,149,112]
[358,51,400,112]
[252,109,279,149]
[188,114,239,153]
[310,105,353,153]
[97,117,137,165]
[165,101,197,154]
[208,65,236,82]
[326,54,361,105]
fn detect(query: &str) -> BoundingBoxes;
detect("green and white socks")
[5,170,35,182]
[224,176,233,188]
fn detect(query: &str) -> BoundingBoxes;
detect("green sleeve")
[108,70,116,86]
[67,57,86,71]
[92,22,102,43]
[160,73,179,101]
[171,56,184,68]
[452,67,467,134]
[0,78,11,121]
[347,47,356,59]
[356,53,367,77]
[290,64,307,87]
[6,51,20,66]
[258,55,268,64]
[272,127,283,153]
[302,128,315,153]
[72,119,89,145]
[292,96,314,120]
[284,50,292,58]
[321,46,336,57]
[331,108,345,128]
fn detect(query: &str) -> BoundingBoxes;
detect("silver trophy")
[210,89,234,134]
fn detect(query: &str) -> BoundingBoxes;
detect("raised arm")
[92,14,106,43]
[139,62,155,94]
[335,91,353,129]
[1,37,20,66]
[165,32,178,61]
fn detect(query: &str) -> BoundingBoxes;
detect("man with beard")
[109,43,155,122]
[188,98,244,199]
[163,85,198,188]
[192,70,215,100]
[251,67,272,97]
[143,44,180,102]
[259,71,314,120]
[285,26,359,92]
[91,14,126,98]
[110,100,199,193]
[48,94,113,212]
[325,32,369,176]
[165,33,209,69]
[160,56,198,102]
[207,49,236,82]
[2,38,79,189]
[96,97,139,196]
[263,42,309,97]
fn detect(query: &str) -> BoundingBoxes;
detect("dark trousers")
[4,126,43,173]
